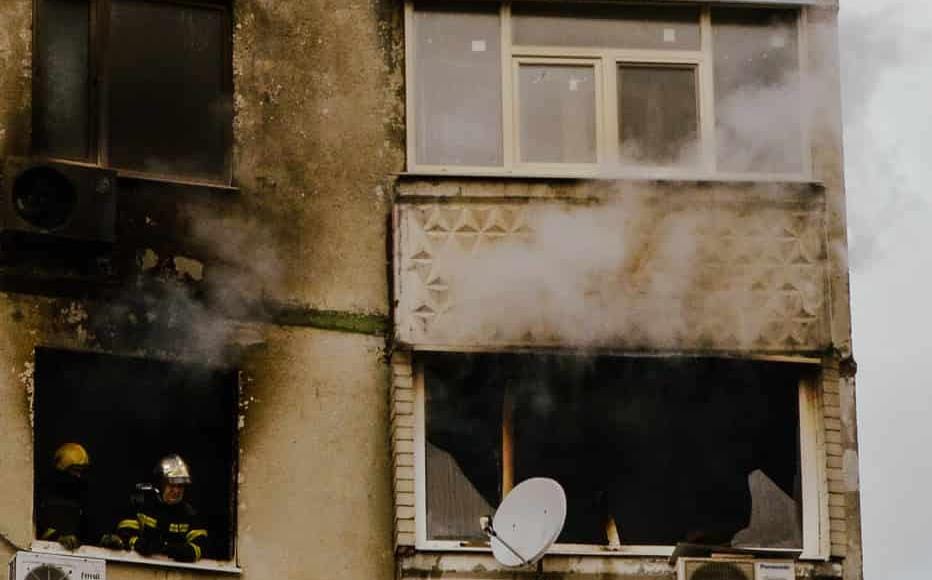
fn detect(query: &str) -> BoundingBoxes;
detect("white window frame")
[404,1,812,182]
[411,355,830,560]
[512,56,604,173]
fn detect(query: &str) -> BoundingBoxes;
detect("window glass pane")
[513,3,700,50]
[414,2,502,167]
[618,66,699,166]
[424,353,804,548]
[713,8,802,174]
[108,0,231,181]
[518,64,596,164]
[34,0,91,161]
[424,354,502,540]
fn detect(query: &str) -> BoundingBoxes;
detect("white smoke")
[840,1,932,579]
[408,184,823,352]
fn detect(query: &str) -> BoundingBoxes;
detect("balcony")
[393,177,828,354]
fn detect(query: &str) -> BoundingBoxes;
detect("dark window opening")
[33,348,238,560]
[33,0,233,184]
[423,353,804,548]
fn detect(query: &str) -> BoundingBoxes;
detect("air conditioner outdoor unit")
[8,551,105,580]
[1,157,116,242]
[678,557,795,580]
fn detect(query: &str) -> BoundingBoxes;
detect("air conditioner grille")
[9,550,106,580]
[684,560,755,580]
[12,166,77,230]
[24,564,70,580]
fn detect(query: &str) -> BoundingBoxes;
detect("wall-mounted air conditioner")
[8,551,105,580]
[1,157,116,242]
[677,557,795,580]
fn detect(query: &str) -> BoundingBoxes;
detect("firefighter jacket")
[115,484,208,562]
[37,470,89,542]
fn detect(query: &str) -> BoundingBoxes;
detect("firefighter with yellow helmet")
[37,442,91,550]
[101,454,208,562]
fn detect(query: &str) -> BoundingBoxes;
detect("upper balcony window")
[33,0,233,185]
[406,1,806,179]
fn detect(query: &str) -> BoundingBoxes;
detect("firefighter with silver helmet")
[101,454,208,562]
[37,442,91,550]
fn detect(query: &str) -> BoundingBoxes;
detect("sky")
[839,0,932,577]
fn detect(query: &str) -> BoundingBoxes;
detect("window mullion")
[797,7,812,178]
[413,360,429,546]
[602,53,620,174]
[93,0,111,167]
[699,6,716,175]
[501,1,514,170]
[799,373,830,560]
[404,1,416,172]
[502,383,515,496]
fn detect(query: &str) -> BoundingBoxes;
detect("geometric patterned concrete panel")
[394,187,829,352]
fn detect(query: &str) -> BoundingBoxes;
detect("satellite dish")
[484,477,566,567]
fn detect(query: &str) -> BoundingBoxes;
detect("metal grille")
[684,560,755,580]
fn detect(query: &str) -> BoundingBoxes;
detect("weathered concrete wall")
[232,0,405,314]
[0,293,394,580]
[807,7,863,578]
[0,0,404,579]
[0,0,30,159]
[0,294,36,555]
[237,325,393,579]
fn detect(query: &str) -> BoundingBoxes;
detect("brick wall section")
[822,360,847,557]
[391,350,417,548]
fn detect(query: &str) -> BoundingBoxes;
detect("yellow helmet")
[54,443,90,472]
[155,454,191,485]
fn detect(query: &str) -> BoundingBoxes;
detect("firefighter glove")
[58,534,81,551]
[165,542,197,563]
[133,534,162,557]
[100,534,125,550]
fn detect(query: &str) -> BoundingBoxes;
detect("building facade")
[0,1,861,579]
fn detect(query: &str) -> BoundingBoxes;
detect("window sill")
[32,158,238,193]
[396,170,824,188]
[116,169,239,193]
[399,546,837,579]
[416,541,674,558]
[30,541,241,574]
[414,541,807,560]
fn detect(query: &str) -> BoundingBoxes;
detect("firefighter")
[37,442,91,551]
[101,454,208,562]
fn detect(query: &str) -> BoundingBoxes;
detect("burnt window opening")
[33,348,238,561]
[33,0,233,184]
[424,353,806,549]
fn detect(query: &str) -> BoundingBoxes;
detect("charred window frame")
[404,1,809,180]
[33,0,234,186]
[412,353,829,559]
[31,348,240,570]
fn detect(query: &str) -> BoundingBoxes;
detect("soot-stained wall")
[0,2,862,580]
[0,0,403,579]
